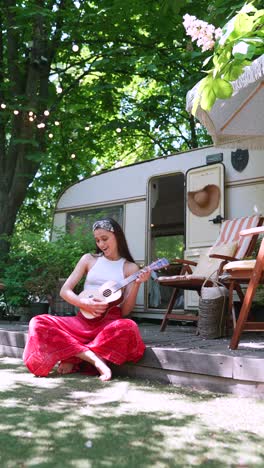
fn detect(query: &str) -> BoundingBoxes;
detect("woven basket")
[197,275,228,339]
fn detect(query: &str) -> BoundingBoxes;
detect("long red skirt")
[23,307,146,377]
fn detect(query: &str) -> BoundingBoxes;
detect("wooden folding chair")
[157,215,263,332]
[221,226,264,349]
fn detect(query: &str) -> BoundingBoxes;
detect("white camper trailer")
[52,145,264,319]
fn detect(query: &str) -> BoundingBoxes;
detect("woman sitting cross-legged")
[23,218,150,381]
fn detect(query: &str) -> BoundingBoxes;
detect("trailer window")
[66,205,123,234]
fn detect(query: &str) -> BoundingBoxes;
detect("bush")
[2,227,96,308]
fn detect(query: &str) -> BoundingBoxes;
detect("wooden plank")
[0,330,27,348]
[0,345,24,358]
[138,347,233,378]
[1,322,264,389]
[233,356,264,382]
[112,364,264,398]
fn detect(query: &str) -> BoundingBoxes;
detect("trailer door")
[186,163,225,250]
[185,163,225,309]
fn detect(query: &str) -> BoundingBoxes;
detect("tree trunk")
[0,0,65,262]
[0,148,39,260]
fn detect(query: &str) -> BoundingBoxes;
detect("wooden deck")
[1,320,264,397]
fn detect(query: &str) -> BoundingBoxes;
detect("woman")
[23,218,150,381]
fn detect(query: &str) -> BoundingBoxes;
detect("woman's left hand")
[135,267,151,284]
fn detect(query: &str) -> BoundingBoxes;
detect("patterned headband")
[92,220,114,232]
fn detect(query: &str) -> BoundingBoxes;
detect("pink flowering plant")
[183,2,264,113]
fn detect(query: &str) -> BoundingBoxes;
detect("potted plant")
[24,266,57,317]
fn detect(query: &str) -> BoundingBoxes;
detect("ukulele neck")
[109,258,168,294]
[113,269,146,293]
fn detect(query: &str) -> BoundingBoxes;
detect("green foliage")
[193,2,264,113]
[153,235,184,261]
[2,229,96,308]
[0,0,216,247]
[1,0,252,250]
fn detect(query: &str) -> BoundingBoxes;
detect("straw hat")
[187,184,220,217]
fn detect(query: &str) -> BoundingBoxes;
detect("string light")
[71,153,76,158]
[72,44,79,52]
[116,128,122,133]
[56,86,63,94]
[0,102,66,142]
[84,126,90,131]
[0,103,67,137]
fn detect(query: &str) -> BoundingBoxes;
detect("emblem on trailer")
[231,149,249,172]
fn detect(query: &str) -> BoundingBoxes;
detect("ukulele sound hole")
[103,289,112,298]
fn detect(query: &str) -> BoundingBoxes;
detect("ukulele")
[79,257,169,319]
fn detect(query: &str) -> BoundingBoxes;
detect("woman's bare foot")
[76,350,112,381]
[57,362,74,374]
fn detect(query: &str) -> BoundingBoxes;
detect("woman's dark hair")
[94,217,135,263]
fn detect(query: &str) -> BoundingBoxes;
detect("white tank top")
[84,255,126,293]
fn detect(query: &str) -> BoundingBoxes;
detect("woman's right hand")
[79,293,108,317]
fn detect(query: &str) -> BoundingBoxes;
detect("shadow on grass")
[1,360,264,467]
[1,395,264,467]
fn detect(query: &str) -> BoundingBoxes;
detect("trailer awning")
[186,54,264,149]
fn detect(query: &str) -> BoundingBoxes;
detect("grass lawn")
[1,357,264,468]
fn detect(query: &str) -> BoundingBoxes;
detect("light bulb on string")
[72,44,79,52]
[48,133,53,139]
[71,153,76,159]
[0,102,66,130]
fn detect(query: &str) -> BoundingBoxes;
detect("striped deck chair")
[158,215,263,332]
